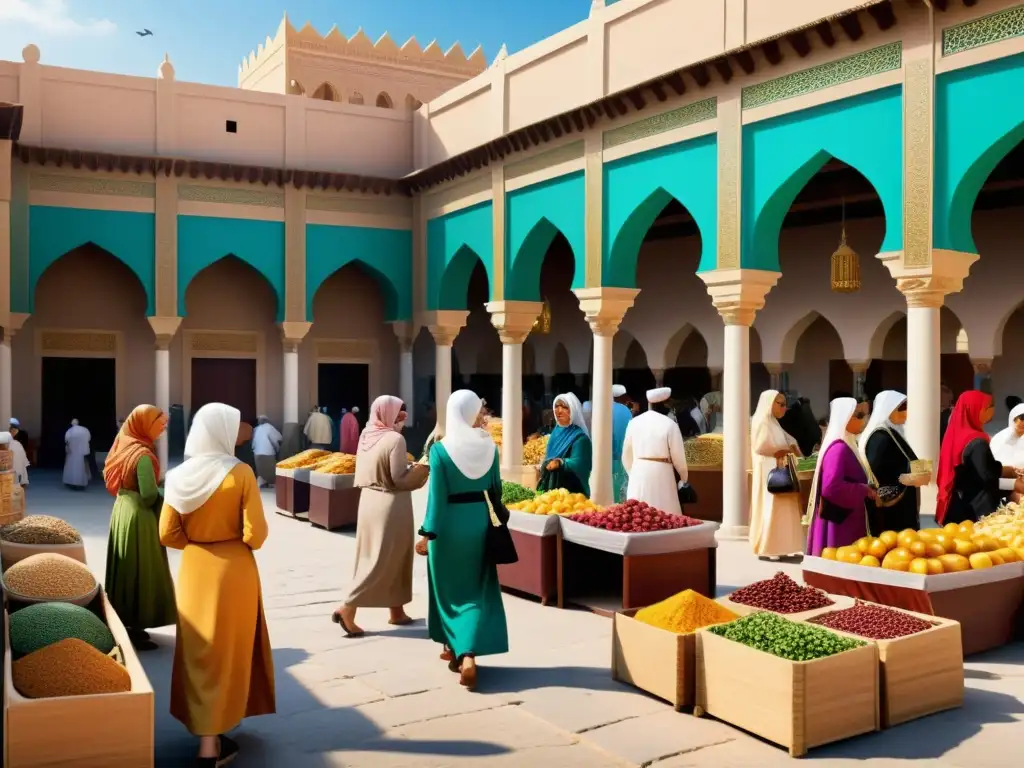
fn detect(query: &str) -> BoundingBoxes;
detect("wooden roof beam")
[867,1,897,31]
[787,30,812,58]
[713,59,734,83]
[665,72,686,96]
[838,12,864,41]
[762,40,783,65]
[814,20,836,47]
[690,64,711,88]
[734,50,756,74]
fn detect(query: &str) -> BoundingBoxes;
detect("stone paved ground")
[20,472,1024,767]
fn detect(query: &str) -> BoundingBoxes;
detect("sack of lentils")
[9,602,115,658]
[13,638,131,698]
[0,515,81,544]
[708,611,865,661]
[2,553,98,605]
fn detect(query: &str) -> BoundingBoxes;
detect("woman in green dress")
[535,392,592,496]
[103,404,177,651]
[416,390,508,691]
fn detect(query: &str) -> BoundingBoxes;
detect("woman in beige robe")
[749,389,804,559]
[333,396,429,636]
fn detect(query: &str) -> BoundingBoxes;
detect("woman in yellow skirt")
[160,402,275,766]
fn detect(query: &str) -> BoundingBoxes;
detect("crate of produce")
[308,471,360,531]
[718,571,853,622]
[612,590,740,711]
[804,601,963,728]
[695,612,879,757]
[3,590,154,767]
[0,516,87,572]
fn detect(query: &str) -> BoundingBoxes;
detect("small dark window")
[225,120,237,133]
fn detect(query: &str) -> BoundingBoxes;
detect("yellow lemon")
[859,555,881,568]
[969,552,993,570]
[820,547,838,561]
[909,557,930,575]
[879,531,900,549]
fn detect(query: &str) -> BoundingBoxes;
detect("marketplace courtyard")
[10,471,1021,768]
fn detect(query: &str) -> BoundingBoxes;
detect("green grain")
[707,611,864,662]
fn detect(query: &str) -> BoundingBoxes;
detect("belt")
[639,457,672,464]
[448,491,486,504]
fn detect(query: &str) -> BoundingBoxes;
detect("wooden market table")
[497,512,559,605]
[275,468,311,518]
[307,472,361,531]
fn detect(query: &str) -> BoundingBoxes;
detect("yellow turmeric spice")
[634,589,738,634]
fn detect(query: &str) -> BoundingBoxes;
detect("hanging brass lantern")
[830,199,860,293]
[532,298,552,334]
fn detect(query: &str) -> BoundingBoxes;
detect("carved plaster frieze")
[316,338,376,359]
[602,98,717,150]
[41,330,116,353]
[178,184,284,208]
[942,5,1024,56]
[190,332,258,354]
[30,173,155,198]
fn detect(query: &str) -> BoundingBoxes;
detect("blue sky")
[0,0,593,86]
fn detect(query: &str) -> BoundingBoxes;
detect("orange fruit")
[889,547,913,562]
[953,538,979,557]
[925,542,946,558]
[909,558,930,575]
[897,530,920,549]
[989,551,1006,566]
[867,538,888,559]
[934,533,955,553]
[820,547,838,561]
[879,531,899,549]
[958,520,975,535]
[909,540,928,557]
[841,548,863,565]
[882,556,910,571]
[995,547,1018,563]
[938,553,971,573]
[973,536,999,552]
[925,558,944,575]
[855,536,873,554]
[859,555,881,568]
[944,522,961,535]
[969,552,993,570]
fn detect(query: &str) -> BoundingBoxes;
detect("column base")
[715,525,750,542]
[280,422,303,460]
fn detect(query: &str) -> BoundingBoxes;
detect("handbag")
[677,482,698,505]
[483,488,518,566]
[767,454,799,495]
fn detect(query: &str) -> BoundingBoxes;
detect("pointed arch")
[869,311,906,360]
[183,254,278,320]
[624,338,648,370]
[426,203,493,310]
[405,94,423,111]
[438,246,488,310]
[312,82,339,101]
[781,311,847,363]
[676,328,709,368]
[375,91,393,108]
[287,79,306,96]
[664,324,698,369]
[552,342,570,374]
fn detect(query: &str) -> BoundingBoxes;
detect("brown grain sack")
[0,514,82,544]
[13,638,131,698]
[3,553,96,599]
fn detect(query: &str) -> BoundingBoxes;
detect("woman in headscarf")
[988,402,1024,468]
[340,408,361,455]
[749,390,803,559]
[415,390,508,691]
[103,404,176,651]
[333,396,429,637]
[860,391,920,535]
[806,397,875,556]
[536,392,592,496]
[159,403,275,767]
[936,391,1024,525]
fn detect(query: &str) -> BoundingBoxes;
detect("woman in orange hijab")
[103,404,177,651]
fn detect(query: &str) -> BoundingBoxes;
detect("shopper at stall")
[333,396,429,637]
[3,430,28,489]
[611,384,632,503]
[859,391,921,535]
[935,390,1024,525]
[622,387,689,515]
[304,405,333,449]
[104,404,177,651]
[159,402,275,767]
[806,397,875,556]
[700,389,723,433]
[536,392,592,496]
[340,407,360,454]
[749,390,804,559]
[251,415,282,488]
[990,402,1024,467]
[415,389,508,691]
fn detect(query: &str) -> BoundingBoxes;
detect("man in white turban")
[621,387,689,514]
[63,418,92,490]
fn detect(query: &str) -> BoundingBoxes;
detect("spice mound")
[709,611,865,661]
[501,481,536,506]
[728,571,834,613]
[3,553,97,600]
[0,515,81,544]
[13,638,131,698]
[9,602,116,657]
[569,501,702,532]
[635,589,738,634]
[809,601,933,640]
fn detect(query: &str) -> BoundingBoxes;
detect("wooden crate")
[803,604,964,728]
[4,591,155,768]
[695,628,879,757]
[611,611,695,711]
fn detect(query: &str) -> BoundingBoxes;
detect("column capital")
[971,358,993,375]
[2,312,29,343]
[878,249,978,308]
[390,321,415,353]
[147,315,182,350]
[485,300,542,345]
[846,360,871,375]
[699,269,780,326]
[422,310,468,346]
[763,363,787,376]
[279,321,311,353]
[573,287,638,337]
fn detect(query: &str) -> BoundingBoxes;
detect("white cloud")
[0,0,116,37]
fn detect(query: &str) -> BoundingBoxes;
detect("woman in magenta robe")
[806,397,877,556]
[340,409,360,455]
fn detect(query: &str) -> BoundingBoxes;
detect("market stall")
[275,468,311,517]
[308,472,360,531]
[682,435,723,522]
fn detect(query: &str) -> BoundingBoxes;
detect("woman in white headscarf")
[536,392,592,496]
[416,390,508,691]
[749,390,804,559]
[159,403,275,766]
[989,403,1024,468]
[805,397,875,556]
[860,391,920,535]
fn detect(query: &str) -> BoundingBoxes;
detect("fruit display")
[9,602,116,657]
[313,453,357,475]
[501,481,536,506]
[484,418,503,447]
[727,572,834,613]
[683,434,724,468]
[2,553,97,602]
[635,589,738,634]
[707,611,865,662]
[508,488,601,516]
[13,638,131,698]
[276,449,331,469]
[974,503,1024,548]
[523,435,549,466]
[808,600,934,640]
[819,523,1024,573]
[567,500,701,532]
[0,515,81,544]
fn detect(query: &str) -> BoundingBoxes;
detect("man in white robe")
[304,406,333,449]
[2,431,29,489]
[63,419,92,490]
[252,415,283,487]
[622,387,689,515]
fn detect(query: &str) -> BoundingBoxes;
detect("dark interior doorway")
[318,363,370,428]
[191,358,257,427]
[41,357,116,468]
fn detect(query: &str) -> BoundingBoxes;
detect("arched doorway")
[788,314,845,419]
[452,261,500,411]
[665,326,711,403]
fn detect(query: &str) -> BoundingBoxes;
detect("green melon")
[9,602,115,657]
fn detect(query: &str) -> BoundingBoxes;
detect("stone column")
[700,270,780,540]
[147,316,182,475]
[651,367,665,388]
[391,322,416,426]
[0,335,11,430]
[487,301,542,484]
[280,321,311,459]
[574,288,638,506]
[848,361,870,401]
[424,311,468,432]
[1,107,22,429]
[971,358,993,394]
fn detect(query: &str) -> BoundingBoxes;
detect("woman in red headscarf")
[936,391,1024,524]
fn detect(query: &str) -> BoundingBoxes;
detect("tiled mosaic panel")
[942,4,1024,56]
[741,42,902,110]
[602,97,717,150]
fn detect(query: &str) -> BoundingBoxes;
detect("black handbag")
[483,488,518,566]
[767,455,799,495]
[677,482,698,505]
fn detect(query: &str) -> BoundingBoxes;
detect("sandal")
[440,646,455,663]
[388,615,414,626]
[331,611,365,638]
[195,736,239,767]
[459,659,477,691]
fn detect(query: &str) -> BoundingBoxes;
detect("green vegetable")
[501,481,536,505]
[707,611,864,662]
[796,456,817,473]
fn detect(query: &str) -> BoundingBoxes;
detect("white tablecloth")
[275,468,311,482]
[308,472,356,491]
[803,555,1024,593]
[558,517,719,556]
[507,510,560,537]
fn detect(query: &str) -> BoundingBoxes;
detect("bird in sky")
[136,29,153,37]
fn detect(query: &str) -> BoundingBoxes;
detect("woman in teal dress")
[535,392,592,496]
[103,404,178,651]
[416,390,508,691]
